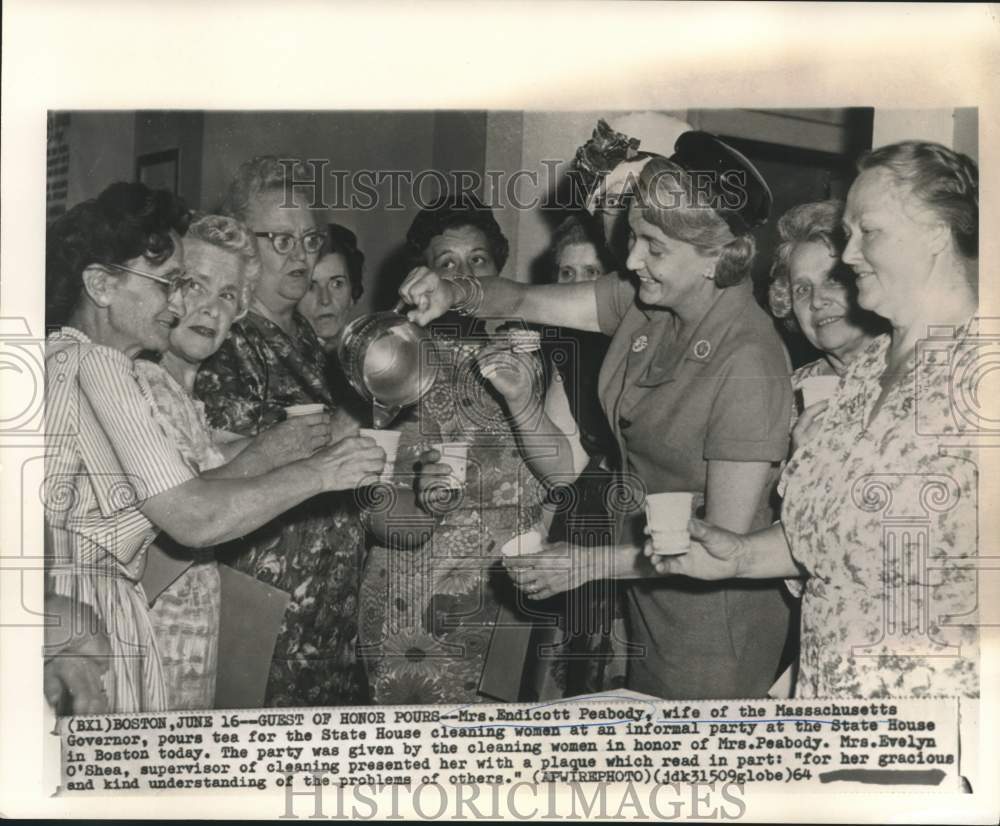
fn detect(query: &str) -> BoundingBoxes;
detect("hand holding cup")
[306,435,386,491]
[644,492,697,556]
[359,428,400,482]
[257,410,332,466]
[414,447,459,512]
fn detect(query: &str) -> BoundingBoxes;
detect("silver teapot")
[337,301,439,427]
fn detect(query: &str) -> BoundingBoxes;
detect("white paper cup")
[648,528,691,556]
[285,403,326,418]
[799,375,840,409]
[360,428,401,482]
[645,491,695,533]
[500,530,545,557]
[432,441,471,488]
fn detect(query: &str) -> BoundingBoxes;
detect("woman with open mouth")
[195,157,379,707]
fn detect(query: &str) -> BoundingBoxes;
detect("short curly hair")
[321,223,365,302]
[218,155,317,224]
[636,156,755,288]
[405,193,509,273]
[858,140,978,260]
[767,200,846,323]
[46,182,190,327]
[185,213,262,319]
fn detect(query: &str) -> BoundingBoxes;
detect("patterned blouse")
[359,321,550,705]
[781,357,839,597]
[194,310,367,707]
[136,360,225,710]
[780,321,979,698]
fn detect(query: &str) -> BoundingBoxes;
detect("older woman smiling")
[399,133,795,701]
[649,141,980,699]
[138,214,348,709]
[769,200,886,381]
[44,185,384,713]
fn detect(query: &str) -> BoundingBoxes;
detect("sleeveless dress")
[359,320,552,704]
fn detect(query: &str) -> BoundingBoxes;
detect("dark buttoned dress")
[594,273,794,700]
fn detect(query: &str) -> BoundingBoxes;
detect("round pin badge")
[632,335,648,353]
[693,339,711,359]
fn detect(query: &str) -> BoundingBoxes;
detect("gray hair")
[767,199,845,321]
[185,213,261,318]
[218,155,315,224]
[858,141,978,259]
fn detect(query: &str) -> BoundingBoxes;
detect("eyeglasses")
[254,230,325,256]
[104,262,191,295]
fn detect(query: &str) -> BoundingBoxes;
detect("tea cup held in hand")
[647,527,692,556]
[285,403,327,418]
[431,441,471,489]
[359,428,401,482]
[500,529,545,558]
[644,492,696,556]
[645,491,695,530]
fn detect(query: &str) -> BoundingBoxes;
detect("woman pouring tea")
[398,130,795,700]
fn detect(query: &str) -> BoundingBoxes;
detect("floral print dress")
[359,323,550,705]
[136,360,225,710]
[780,322,979,698]
[194,311,367,706]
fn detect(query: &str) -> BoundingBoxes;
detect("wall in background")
[64,111,136,207]
[134,111,204,208]
[872,108,979,160]
[55,107,928,333]
[199,111,438,317]
[953,108,978,160]
[487,109,873,285]
[499,110,691,285]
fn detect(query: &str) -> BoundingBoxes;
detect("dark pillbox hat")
[670,131,773,235]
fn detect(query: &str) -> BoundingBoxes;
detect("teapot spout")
[371,401,401,429]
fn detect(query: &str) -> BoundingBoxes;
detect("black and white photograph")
[2,1,997,822]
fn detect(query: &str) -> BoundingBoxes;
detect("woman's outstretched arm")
[400,267,602,332]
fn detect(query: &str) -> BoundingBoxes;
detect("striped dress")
[44,327,194,712]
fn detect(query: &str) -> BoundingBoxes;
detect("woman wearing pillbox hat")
[397,125,795,701]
